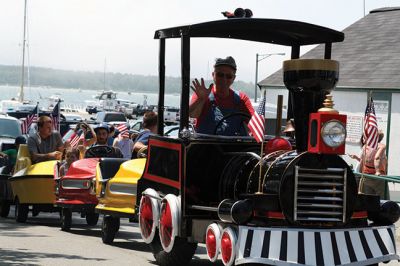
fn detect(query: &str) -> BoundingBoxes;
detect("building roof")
[259,7,400,89]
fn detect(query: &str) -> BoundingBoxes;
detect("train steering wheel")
[84,145,114,158]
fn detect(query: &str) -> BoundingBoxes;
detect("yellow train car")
[95,158,146,244]
[9,144,58,222]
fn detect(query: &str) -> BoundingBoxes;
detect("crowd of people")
[0,110,158,177]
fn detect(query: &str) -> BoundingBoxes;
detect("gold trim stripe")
[283,59,339,71]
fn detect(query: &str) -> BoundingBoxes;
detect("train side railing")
[354,172,400,202]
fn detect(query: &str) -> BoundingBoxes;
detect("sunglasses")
[215,72,235,80]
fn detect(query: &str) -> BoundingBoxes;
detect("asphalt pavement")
[0,208,218,266]
[0,208,399,266]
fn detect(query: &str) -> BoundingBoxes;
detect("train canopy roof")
[154,18,344,46]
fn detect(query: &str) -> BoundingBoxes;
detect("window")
[104,113,127,122]
[0,119,22,138]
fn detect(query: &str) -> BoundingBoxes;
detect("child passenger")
[59,148,80,177]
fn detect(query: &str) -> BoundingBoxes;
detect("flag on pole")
[116,123,129,138]
[51,100,61,131]
[248,89,266,143]
[21,104,38,134]
[363,96,379,149]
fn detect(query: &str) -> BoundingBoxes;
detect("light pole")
[254,52,285,102]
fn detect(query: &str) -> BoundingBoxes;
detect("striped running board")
[236,225,399,266]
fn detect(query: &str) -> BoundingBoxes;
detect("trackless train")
[0,10,399,266]
[135,14,400,266]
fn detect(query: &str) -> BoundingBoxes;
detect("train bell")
[283,119,295,133]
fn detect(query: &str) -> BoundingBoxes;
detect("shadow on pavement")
[0,248,107,265]
[111,240,151,252]
[0,218,50,238]
[190,258,224,266]
[145,245,223,266]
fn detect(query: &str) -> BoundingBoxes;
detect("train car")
[135,13,400,266]
[54,157,100,231]
[94,158,145,244]
[55,145,126,231]
[9,144,59,222]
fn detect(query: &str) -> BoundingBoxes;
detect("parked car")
[116,100,139,118]
[129,119,172,133]
[63,114,83,123]
[163,123,193,137]
[0,115,22,217]
[164,106,180,122]
[128,119,143,132]
[134,104,157,116]
[95,112,127,126]
[16,104,37,112]
[0,115,22,152]
[86,105,103,115]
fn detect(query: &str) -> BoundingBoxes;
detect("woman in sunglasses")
[189,56,255,136]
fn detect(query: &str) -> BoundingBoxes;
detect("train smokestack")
[283,59,339,151]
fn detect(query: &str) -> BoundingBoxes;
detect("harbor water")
[0,85,180,110]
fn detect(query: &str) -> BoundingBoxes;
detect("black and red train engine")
[135,18,400,266]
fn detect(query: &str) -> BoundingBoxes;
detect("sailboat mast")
[19,0,28,103]
[103,57,107,90]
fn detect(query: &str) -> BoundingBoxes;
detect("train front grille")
[294,166,347,224]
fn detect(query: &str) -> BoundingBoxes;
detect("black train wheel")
[15,198,28,223]
[0,200,10,217]
[61,208,72,231]
[86,212,99,226]
[101,215,120,244]
[150,230,197,266]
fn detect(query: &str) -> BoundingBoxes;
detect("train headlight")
[321,120,346,148]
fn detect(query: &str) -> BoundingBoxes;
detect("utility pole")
[254,52,285,102]
[363,0,366,17]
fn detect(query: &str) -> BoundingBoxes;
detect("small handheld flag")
[248,90,266,143]
[116,123,129,138]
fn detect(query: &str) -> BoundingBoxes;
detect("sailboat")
[18,0,28,103]
[0,0,31,114]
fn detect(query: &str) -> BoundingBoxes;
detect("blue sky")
[0,0,399,82]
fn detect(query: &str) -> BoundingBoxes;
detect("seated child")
[0,136,26,174]
[59,148,80,177]
[77,139,87,159]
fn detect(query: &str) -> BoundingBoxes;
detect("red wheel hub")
[206,229,217,259]
[139,196,153,239]
[159,201,173,248]
[221,231,232,264]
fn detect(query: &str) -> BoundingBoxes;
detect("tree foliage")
[0,65,255,97]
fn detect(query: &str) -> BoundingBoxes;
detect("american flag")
[51,101,61,131]
[116,123,129,138]
[363,96,379,149]
[21,104,38,134]
[248,90,266,143]
[69,129,85,148]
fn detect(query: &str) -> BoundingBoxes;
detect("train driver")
[189,56,255,135]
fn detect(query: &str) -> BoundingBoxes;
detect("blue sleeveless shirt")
[197,91,246,136]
